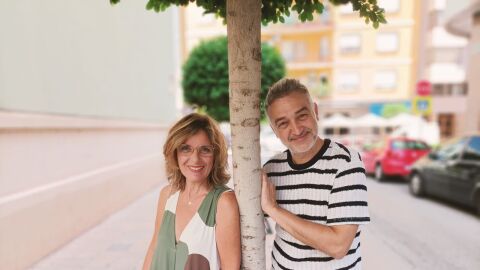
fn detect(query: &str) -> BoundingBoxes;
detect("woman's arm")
[216,191,241,270]
[142,185,172,270]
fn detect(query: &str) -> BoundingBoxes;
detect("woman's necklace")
[187,188,204,205]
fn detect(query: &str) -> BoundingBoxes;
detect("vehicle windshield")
[391,140,429,150]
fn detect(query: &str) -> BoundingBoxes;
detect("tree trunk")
[226,0,265,269]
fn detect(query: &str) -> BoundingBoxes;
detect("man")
[262,78,370,270]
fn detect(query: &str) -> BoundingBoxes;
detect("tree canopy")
[110,0,387,28]
[182,36,285,121]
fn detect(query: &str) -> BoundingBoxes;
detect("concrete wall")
[0,1,180,269]
[0,112,169,269]
[0,0,179,122]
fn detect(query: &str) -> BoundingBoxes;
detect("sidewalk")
[31,183,167,270]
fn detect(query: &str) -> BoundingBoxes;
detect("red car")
[361,137,430,181]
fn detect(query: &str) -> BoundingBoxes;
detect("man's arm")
[261,173,358,259]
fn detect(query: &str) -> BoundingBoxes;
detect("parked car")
[409,134,480,215]
[361,137,430,181]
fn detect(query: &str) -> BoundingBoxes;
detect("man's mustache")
[288,129,311,141]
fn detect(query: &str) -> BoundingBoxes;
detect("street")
[362,176,480,270]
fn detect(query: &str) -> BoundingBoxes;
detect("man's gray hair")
[265,78,312,111]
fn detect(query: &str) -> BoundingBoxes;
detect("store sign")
[416,80,431,96]
[412,96,432,116]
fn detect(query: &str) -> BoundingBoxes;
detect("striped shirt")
[263,139,370,270]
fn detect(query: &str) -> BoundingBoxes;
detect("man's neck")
[291,137,324,165]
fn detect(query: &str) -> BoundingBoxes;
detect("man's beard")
[288,129,318,154]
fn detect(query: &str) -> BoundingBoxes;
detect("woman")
[143,113,241,270]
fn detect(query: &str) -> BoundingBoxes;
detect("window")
[436,138,466,160]
[438,113,455,138]
[325,128,334,135]
[378,0,400,13]
[374,70,397,90]
[376,33,399,53]
[432,83,468,96]
[391,140,429,150]
[318,6,331,24]
[281,42,294,61]
[308,74,331,98]
[339,128,350,135]
[281,41,306,62]
[319,37,330,60]
[463,136,480,161]
[339,34,361,54]
[337,71,360,91]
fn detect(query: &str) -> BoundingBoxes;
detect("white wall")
[0,1,180,269]
[0,0,179,123]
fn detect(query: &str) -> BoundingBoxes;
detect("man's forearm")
[268,206,357,259]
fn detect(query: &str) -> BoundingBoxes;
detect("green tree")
[110,1,385,268]
[182,36,285,121]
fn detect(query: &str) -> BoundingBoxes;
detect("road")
[361,176,480,270]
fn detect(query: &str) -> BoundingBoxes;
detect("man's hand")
[261,171,278,216]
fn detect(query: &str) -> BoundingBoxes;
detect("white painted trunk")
[226,0,265,269]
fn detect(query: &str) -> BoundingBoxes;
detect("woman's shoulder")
[216,187,238,209]
[159,184,178,201]
[215,188,239,223]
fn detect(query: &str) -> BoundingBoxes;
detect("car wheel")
[374,164,384,182]
[409,173,424,197]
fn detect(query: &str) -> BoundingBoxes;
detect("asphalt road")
[362,176,480,270]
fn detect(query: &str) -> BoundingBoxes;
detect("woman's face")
[177,130,215,185]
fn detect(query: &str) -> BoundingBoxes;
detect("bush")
[182,36,286,121]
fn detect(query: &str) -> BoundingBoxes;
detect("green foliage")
[110,0,387,28]
[182,36,285,121]
[381,103,411,118]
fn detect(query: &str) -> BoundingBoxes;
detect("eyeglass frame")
[177,144,215,157]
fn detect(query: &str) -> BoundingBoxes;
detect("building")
[417,0,470,139]
[261,8,334,99]
[325,0,421,120]
[444,0,480,134]
[0,2,180,269]
[182,1,421,124]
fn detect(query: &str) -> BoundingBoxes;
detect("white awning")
[427,63,466,84]
[322,113,354,128]
[353,113,390,127]
[388,113,426,126]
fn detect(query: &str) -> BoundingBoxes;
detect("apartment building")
[182,1,420,120]
[324,0,421,119]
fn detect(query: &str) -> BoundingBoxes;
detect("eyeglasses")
[177,144,215,157]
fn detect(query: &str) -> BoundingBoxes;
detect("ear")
[314,102,319,121]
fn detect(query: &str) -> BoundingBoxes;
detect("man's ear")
[314,102,319,121]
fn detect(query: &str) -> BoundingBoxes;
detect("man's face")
[267,91,319,155]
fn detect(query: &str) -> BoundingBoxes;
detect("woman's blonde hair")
[163,113,230,191]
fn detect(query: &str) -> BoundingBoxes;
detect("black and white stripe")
[265,140,370,270]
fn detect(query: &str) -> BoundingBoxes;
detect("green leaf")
[181,36,285,121]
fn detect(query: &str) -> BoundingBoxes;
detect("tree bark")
[226,0,265,269]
